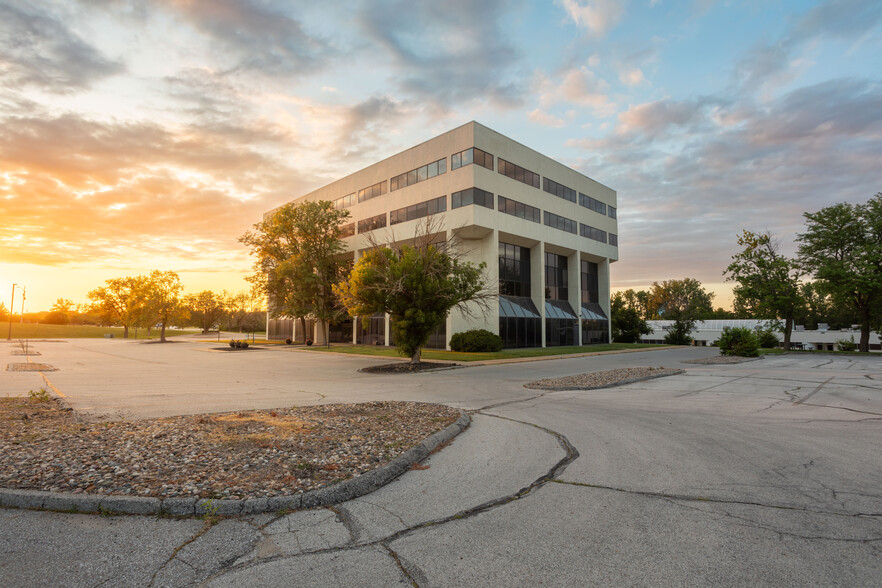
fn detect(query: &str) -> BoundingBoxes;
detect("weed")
[200,498,220,523]
[28,388,51,403]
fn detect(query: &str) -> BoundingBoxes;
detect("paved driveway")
[2,340,881,586]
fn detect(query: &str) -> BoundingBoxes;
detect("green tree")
[88,276,145,338]
[334,225,491,364]
[185,290,227,334]
[240,201,350,344]
[610,293,652,342]
[724,230,803,349]
[797,194,882,352]
[141,270,186,342]
[615,288,652,319]
[647,278,714,344]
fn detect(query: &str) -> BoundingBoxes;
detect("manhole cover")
[7,363,56,372]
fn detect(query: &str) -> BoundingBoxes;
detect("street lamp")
[7,283,16,340]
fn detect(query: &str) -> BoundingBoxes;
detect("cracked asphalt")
[2,339,881,586]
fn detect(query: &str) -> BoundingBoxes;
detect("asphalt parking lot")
[2,339,881,586]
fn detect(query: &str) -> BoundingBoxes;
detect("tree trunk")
[299,316,307,343]
[411,347,421,365]
[782,317,792,351]
[860,309,870,353]
[160,322,167,343]
[326,322,330,348]
[123,325,129,338]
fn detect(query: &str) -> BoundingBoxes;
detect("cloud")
[357,0,526,108]
[0,1,123,93]
[618,67,646,86]
[528,109,566,128]
[557,0,626,36]
[535,67,616,118]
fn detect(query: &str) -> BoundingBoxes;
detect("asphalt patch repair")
[0,397,459,502]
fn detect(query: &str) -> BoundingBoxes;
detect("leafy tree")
[718,326,760,357]
[141,270,186,342]
[43,311,70,325]
[664,318,695,345]
[335,222,491,364]
[223,291,265,333]
[647,278,715,320]
[185,290,226,334]
[797,194,882,352]
[240,200,349,344]
[610,294,651,342]
[88,276,146,338]
[0,302,8,322]
[724,230,803,349]
[614,288,652,320]
[50,298,75,313]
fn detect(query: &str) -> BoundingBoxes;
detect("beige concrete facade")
[267,121,618,349]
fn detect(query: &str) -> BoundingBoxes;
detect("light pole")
[7,283,16,340]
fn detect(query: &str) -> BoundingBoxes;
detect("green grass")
[0,322,199,340]
[302,342,662,362]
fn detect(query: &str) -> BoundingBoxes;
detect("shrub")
[663,318,695,346]
[718,327,760,357]
[449,329,504,352]
[836,336,856,352]
[241,341,249,349]
[285,338,292,345]
[229,340,236,348]
[306,339,313,347]
[757,328,779,348]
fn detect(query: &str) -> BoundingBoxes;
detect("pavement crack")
[475,393,546,412]
[550,479,882,518]
[148,520,212,587]
[793,376,835,405]
[328,505,363,544]
[381,542,422,587]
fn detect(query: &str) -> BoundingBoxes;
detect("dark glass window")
[357,181,387,203]
[451,187,494,209]
[545,252,568,301]
[580,260,599,304]
[340,222,355,238]
[498,158,540,189]
[357,313,385,345]
[499,242,531,297]
[543,178,577,203]
[451,147,493,171]
[390,158,447,192]
[580,223,607,243]
[498,195,540,223]
[544,211,577,234]
[389,196,447,225]
[499,296,542,348]
[357,213,387,233]
[579,193,607,215]
[334,193,356,209]
[609,233,618,247]
[608,206,617,219]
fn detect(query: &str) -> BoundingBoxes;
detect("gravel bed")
[525,366,682,391]
[682,356,762,364]
[0,398,459,500]
[360,361,456,374]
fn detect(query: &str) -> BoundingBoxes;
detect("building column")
[601,258,612,343]
[384,313,391,346]
[532,241,546,347]
[352,248,361,344]
[568,252,581,346]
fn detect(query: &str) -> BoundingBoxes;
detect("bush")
[836,336,856,352]
[449,329,504,352]
[285,338,292,345]
[229,340,236,348]
[757,328,779,348]
[718,327,760,357]
[663,318,695,346]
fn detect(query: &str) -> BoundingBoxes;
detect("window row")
[580,223,607,243]
[499,243,531,298]
[579,193,606,215]
[544,211,577,234]
[498,158,540,189]
[498,195,540,223]
[340,222,355,238]
[390,196,447,225]
[358,180,387,203]
[357,213,387,233]
[543,177,577,203]
[334,193,356,210]
[390,158,447,192]
[452,187,494,210]
[452,147,494,171]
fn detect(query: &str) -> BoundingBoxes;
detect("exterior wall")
[265,121,618,347]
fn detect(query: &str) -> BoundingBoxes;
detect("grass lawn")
[1,322,199,340]
[302,342,663,362]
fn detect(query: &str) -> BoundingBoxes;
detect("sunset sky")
[1,0,881,313]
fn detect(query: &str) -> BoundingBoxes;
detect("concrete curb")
[0,413,471,517]
[524,368,686,391]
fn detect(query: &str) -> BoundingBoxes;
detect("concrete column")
[568,253,581,346]
[601,258,612,343]
[532,241,546,347]
[352,249,361,344]
[384,313,390,346]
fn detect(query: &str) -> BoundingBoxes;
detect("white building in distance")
[266,121,618,350]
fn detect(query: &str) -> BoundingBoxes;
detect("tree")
[240,200,350,344]
[0,302,8,322]
[797,194,882,352]
[50,298,75,314]
[646,278,714,344]
[610,293,652,342]
[334,221,491,364]
[223,290,265,333]
[185,290,226,334]
[141,270,186,342]
[615,288,652,320]
[724,230,803,349]
[88,276,146,338]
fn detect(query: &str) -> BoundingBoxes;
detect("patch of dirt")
[0,398,459,500]
[360,361,457,374]
[525,366,682,391]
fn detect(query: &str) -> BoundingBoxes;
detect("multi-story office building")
[266,121,618,349]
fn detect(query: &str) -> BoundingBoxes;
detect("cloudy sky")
[1,0,881,312]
